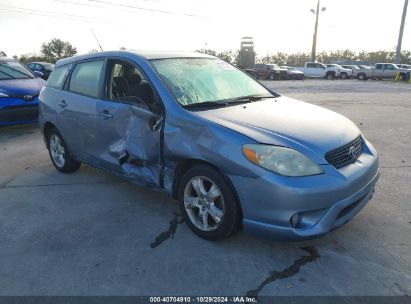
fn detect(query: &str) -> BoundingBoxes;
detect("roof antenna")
[91,29,103,51]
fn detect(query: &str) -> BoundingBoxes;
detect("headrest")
[126,73,141,85]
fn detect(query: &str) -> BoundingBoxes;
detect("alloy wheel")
[49,134,65,168]
[183,176,225,231]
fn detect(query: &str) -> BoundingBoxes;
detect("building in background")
[238,36,255,69]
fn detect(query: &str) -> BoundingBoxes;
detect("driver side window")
[107,60,154,108]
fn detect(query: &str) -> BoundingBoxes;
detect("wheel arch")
[43,121,57,148]
[171,158,242,217]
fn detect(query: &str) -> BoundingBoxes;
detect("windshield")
[0,60,35,80]
[150,58,272,106]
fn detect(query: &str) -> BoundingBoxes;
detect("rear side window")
[47,65,70,89]
[69,60,104,98]
[375,64,383,69]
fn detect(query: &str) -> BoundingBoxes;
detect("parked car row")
[247,61,411,81]
[247,61,355,81]
[353,63,411,80]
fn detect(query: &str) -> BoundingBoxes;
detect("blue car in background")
[0,58,46,125]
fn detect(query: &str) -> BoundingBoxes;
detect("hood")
[193,97,360,164]
[0,77,46,96]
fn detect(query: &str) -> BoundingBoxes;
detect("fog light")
[290,213,301,228]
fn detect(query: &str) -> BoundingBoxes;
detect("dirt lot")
[0,79,410,297]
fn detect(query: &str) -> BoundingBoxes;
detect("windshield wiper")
[183,101,228,109]
[228,95,277,103]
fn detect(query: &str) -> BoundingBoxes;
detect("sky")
[0,0,410,57]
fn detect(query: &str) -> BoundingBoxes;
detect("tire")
[178,164,242,240]
[340,72,348,79]
[326,72,334,80]
[269,73,276,80]
[399,74,406,81]
[47,128,81,173]
[357,73,366,81]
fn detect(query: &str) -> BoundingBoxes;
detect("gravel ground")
[0,79,410,297]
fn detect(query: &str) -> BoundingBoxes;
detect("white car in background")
[296,62,345,79]
[326,64,352,79]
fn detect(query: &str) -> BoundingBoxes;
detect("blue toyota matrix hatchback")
[38,51,379,241]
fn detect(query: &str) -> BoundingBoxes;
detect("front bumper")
[0,97,39,125]
[228,142,379,241]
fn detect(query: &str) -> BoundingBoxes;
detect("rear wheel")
[399,73,406,81]
[269,73,276,80]
[358,73,366,81]
[178,164,242,240]
[340,72,348,79]
[47,128,81,173]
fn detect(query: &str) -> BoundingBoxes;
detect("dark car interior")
[108,61,154,108]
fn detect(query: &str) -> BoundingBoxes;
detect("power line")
[0,4,119,24]
[48,0,209,18]
[83,0,209,18]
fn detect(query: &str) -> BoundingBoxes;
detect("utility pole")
[396,0,409,63]
[311,0,326,62]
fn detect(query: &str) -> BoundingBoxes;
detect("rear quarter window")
[69,60,104,98]
[47,65,71,89]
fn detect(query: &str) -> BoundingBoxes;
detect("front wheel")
[178,164,242,240]
[358,73,367,80]
[340,72,348,79]
[47,128,81,173]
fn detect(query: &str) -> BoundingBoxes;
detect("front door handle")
[57,100,67,108]
[98,109,113,120]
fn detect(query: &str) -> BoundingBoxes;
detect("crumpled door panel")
[95,101,162,187]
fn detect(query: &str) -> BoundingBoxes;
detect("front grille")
[325,136,364,168]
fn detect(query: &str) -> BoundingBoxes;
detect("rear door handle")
[98,109,113,120]
[57,100,67,108]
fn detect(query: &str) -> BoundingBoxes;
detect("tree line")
[199,49,411,67]
[1,39,410,67]
[0,38,77,64]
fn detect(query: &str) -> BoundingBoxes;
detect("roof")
[56,50,215,67]
[29,62,54,65]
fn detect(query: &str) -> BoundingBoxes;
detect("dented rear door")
[95,99,162,187]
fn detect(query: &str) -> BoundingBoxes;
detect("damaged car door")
[94,58,163,187]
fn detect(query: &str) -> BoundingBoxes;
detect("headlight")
[0,92,9,97]
[242,144,324,177]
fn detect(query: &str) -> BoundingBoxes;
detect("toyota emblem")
[23,95,33,101]
[348,146,357,159]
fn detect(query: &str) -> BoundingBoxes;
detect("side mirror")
[34,71,44,78]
